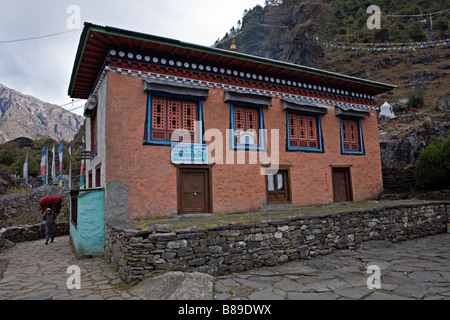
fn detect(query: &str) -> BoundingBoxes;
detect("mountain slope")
[216,0,449,59]
[0,84,84,143]
[214,0,449,111]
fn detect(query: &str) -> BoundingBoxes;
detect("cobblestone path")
[214,234,450,300]
[1,234,449,300]
[0,236,134,300]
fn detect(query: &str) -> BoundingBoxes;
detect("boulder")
[0,169,15,196]
[392,99,409,114]
[379,57,399,69]
[413,51,437,65]
[130,271,214,300]
[437,99,450,112]
[407,71,440,81]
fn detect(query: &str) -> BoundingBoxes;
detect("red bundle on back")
[39,196,62,213]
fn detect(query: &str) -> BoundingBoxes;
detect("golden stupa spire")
[230,36,237,52]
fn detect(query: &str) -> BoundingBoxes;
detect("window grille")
[288,113,321,150]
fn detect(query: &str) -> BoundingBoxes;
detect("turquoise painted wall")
[70,189,105,257]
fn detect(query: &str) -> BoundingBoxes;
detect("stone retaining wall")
[105,202,450,284]
[0,222,69,247]
[382,166,416,193]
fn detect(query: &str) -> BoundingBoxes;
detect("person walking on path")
[42,208,57,245]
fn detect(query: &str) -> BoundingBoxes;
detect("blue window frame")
[230,102,265,151]
[286,111,323,152]
[145,91,203,146]
[340,116,365,155]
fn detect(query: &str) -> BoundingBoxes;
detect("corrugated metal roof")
[69,23,397,99]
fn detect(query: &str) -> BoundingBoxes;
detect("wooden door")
[332,168,353,203]
[267,170,291,204]
[178,168,211,214]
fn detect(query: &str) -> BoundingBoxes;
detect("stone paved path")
[214,234,450,300]
[0,236,134,300]
[1,234,449,300]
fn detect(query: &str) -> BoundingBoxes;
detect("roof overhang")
[281,98,329,114]
[68,23,397,100]
[224,90,273,106]
[143,78,210,99]
[336,105,371,118]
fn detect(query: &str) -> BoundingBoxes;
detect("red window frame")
[342,119,362,152]
[95,164,101,188]
[150,96,199,143]
[288,113,320,150]
[88,170,93,189]
[70,192,78,229]
[233,105,261,147]
[90,109,98,153]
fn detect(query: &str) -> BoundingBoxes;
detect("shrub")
[407,90,425,109]
[415,145,445,190]
[415,134,450,190]
[338,27,347,35]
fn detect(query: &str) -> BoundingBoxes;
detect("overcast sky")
[0,0,266,116]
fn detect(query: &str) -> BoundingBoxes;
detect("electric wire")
[0,29,78,45]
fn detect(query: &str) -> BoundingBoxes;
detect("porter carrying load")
[39,196,62,214]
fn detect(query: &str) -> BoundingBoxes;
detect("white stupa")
[379,101,395,119]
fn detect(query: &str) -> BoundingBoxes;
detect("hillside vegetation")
[216,0,449,54]
[214,0,449,112]
[0,126,85,194]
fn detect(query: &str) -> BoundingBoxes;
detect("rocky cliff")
[379,113,450,167]
[0,185,69,229]
[379,113,450,193]
[0,84,84,144]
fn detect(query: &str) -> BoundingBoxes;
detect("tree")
[408,20,427,41]
[388,22,405,42]
[401,3,421,15]
[355,7,366,27]
[434,17,449,32]
[0,148,15,167]
[375,28,389,41]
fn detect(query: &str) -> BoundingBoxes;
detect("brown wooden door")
[178,168,211,214]
[267,170,291,204]
[332,168,353,203]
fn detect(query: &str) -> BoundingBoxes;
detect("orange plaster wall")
[203,89,267,214]
[105,72,177,218]
[104,72,383,219]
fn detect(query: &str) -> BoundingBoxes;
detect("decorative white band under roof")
[108,49,377,101]
[95,66,379,111]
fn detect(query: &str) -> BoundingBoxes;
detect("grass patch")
[131,199,426,233]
